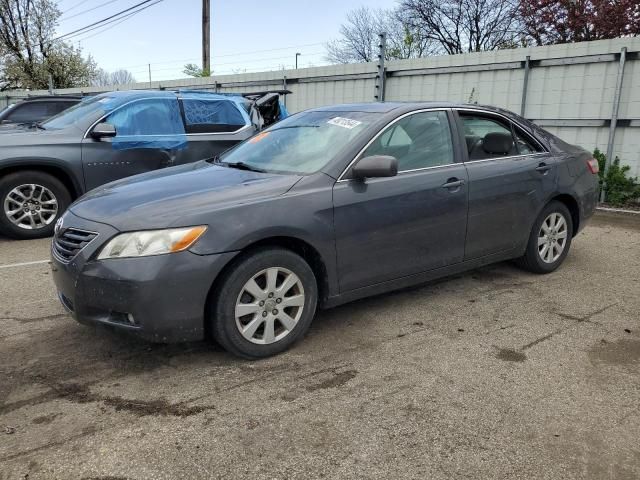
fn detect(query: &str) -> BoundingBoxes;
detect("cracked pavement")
[0,210,639,479]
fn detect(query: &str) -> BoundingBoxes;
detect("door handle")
[442,178,464,189]
[535,163,551,174]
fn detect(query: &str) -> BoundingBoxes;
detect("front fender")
[188,174,339,297]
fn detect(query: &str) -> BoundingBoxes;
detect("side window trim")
[337,108,459,181]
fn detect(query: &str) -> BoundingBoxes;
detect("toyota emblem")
[54,217,63,236]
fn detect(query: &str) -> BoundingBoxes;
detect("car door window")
[181,99,246,133]
[460,114,517,160]
[362,111,454,172]
[513,127,543,154]
[5,102,49,123]
[107,99,183,136]
[47,101,77,117]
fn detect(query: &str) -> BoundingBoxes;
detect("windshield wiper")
[222,161,267,173]
[19,122,46,130]
[270,125,319,132]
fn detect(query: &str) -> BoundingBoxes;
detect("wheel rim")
[3,183,58,230]
[235,267,305,345]
[538,212,568,264]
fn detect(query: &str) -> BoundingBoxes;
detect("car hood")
[0,125,75,144]
[70,161,303,231]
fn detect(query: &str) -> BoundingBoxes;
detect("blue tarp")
[75,90,285,150]
[182,98,248,126]
[106,96,187,150]
[180,91,251,127]
[80,91,188,151]
[279,102,289,120]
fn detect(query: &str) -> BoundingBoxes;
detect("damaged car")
[51,102,599,359]
[0,89,288,239]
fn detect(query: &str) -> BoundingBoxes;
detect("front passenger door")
[81,98,186,191]
[333,110,468,292]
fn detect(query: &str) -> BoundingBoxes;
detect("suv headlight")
[97,226,207,260]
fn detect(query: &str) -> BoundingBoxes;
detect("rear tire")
[515,200,573,274]
[0,171,71,239]
[210,247,318,359]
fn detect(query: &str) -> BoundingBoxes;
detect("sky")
[54,0,398,83]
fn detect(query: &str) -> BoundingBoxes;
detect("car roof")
[20,95,83,101]
[93,89,243,100]
[311,101,512,114]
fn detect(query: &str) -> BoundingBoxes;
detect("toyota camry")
[50,102,599,358]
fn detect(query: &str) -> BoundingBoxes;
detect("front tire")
[516,200,573,274]
[210,247,318,359]
[0,171,71,239]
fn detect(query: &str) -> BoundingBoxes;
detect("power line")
[54,0,162,40]
[60,0,88,14]
[126,51,327,74]
[60,0,163,41]
[118,42,326,70]
[60,0,125,21]
[73,5,151,42]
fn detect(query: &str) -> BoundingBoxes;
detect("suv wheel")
[516,200,573,274]
[0,171,71,239]
[210,247,318,359]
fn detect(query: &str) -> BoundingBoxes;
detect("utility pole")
[148,64,152,87]
[202,0,211,75]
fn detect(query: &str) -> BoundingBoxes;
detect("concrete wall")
[4,37,639,175]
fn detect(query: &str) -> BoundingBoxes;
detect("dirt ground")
[0,210,639,479]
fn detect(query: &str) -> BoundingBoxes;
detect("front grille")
[52,228,98,263]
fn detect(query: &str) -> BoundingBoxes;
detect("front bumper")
[50,211,237,342]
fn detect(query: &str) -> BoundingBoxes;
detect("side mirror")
[91,122,116,139]
[351,155,398,180]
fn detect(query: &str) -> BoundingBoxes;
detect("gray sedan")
[50,102,600,358]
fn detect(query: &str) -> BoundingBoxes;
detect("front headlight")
[97,226,207,260]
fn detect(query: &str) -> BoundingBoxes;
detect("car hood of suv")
[0,125,74,143]
[70,161,303,231]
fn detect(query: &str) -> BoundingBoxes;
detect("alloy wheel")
[235,267,305,345]
[537,212,568,264]
[3,183,59,230]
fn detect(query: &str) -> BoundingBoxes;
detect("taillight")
[586,158,599,174]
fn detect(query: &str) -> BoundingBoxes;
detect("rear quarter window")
[181,99,246,133]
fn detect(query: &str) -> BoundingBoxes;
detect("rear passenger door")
[455,110,556,260]
[177,98,252,162]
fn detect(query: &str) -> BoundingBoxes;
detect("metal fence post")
[374,33,386,102]
[601,47,627,203]
[520,55,530,117]
[282,75,287,108]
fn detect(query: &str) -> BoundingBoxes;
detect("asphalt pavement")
[0,210,639,479]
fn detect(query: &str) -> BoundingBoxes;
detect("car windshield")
[219,110,379,174]
[42,96,113,130]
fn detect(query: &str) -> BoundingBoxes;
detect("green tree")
[183,63,210,77]
[0,0,97,90]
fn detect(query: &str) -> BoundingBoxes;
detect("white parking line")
[0,259,50,269]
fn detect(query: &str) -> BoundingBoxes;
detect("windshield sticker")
[249,131,270,143]
[327,117,362,129]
